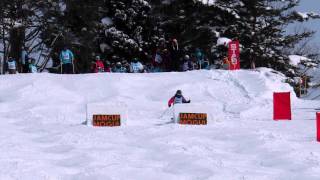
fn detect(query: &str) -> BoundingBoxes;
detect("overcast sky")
[294,0,320,43]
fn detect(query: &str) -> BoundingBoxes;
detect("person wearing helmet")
[130,58,144,73]
[182,54,191,71]
[93,55,105,73]
[168,90,191,107]
[112,62,127,73]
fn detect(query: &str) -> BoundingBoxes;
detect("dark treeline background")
[0,0,319,76]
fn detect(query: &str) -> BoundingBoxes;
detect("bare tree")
[0,0,58,74]
[283,25,320,61]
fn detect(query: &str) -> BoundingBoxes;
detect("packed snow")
[199,0,216,5]
[217,37,232,47]
[288,55,312,67]
[1,69,320,179]
[101,17,113,26]
[297,12,309,19]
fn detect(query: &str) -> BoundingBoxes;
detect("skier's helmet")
[176,90,182,98]
[63,45,68,51]
[133,58,138,63]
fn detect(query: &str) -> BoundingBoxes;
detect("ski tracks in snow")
[1,70,320,179]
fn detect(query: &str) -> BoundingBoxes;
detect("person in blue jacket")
[195,48,207,69]
[59,46,74,74]
[112,62,127,73]
[29,58,38,73]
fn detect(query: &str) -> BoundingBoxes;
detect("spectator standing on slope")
[59,46,74,74]
[162,49,172,71]
[169,39,181,71]
[182,55,192,71]
[195,48,206,69]
[104,60,112,73]
[93,56,105,73]
[153,48,163,72]
[7,57,17,74]
[122,59,131,73]
[112,62,127,73]
[29,58,38,73]
[130,58,144,73]
[21,47,29,73]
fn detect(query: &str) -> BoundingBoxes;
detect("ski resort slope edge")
[0,69,320,180]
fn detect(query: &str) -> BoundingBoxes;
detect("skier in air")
[168,90,191,107]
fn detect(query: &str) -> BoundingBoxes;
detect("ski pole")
[72,60,75,74]
[60,63,63,74]
[159,107,173,119]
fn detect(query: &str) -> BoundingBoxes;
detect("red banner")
[317,113,320,142]
[273,92,292,120]
[228,40,240,70]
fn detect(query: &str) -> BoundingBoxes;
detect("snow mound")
[2,69,320,179]
[217,37,232,46]
[199,0,216,5]
[101,17,113,26]
[289,55,312,67]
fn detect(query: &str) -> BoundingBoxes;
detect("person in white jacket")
[130,58,144,73]
[7,57,17,74]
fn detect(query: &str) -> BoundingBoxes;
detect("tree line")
[0,0,318,76]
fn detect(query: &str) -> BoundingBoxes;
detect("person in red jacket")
[168,90,191,107]
[93,56,105,73]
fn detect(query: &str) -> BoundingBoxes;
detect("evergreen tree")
[40,0,157,72]
[151,0,218,51]
[101,0,156,63]
[11,0,318,75]
[215,0,319,75]
[0,0,58,73]
[39,0,103,72]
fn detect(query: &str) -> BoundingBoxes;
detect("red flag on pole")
[317,113,320,142]
[273,92,292,120]
[228,40,240,70]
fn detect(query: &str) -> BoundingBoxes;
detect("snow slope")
[1,69,320,180]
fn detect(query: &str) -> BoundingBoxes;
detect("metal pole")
[72,60,75,74]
